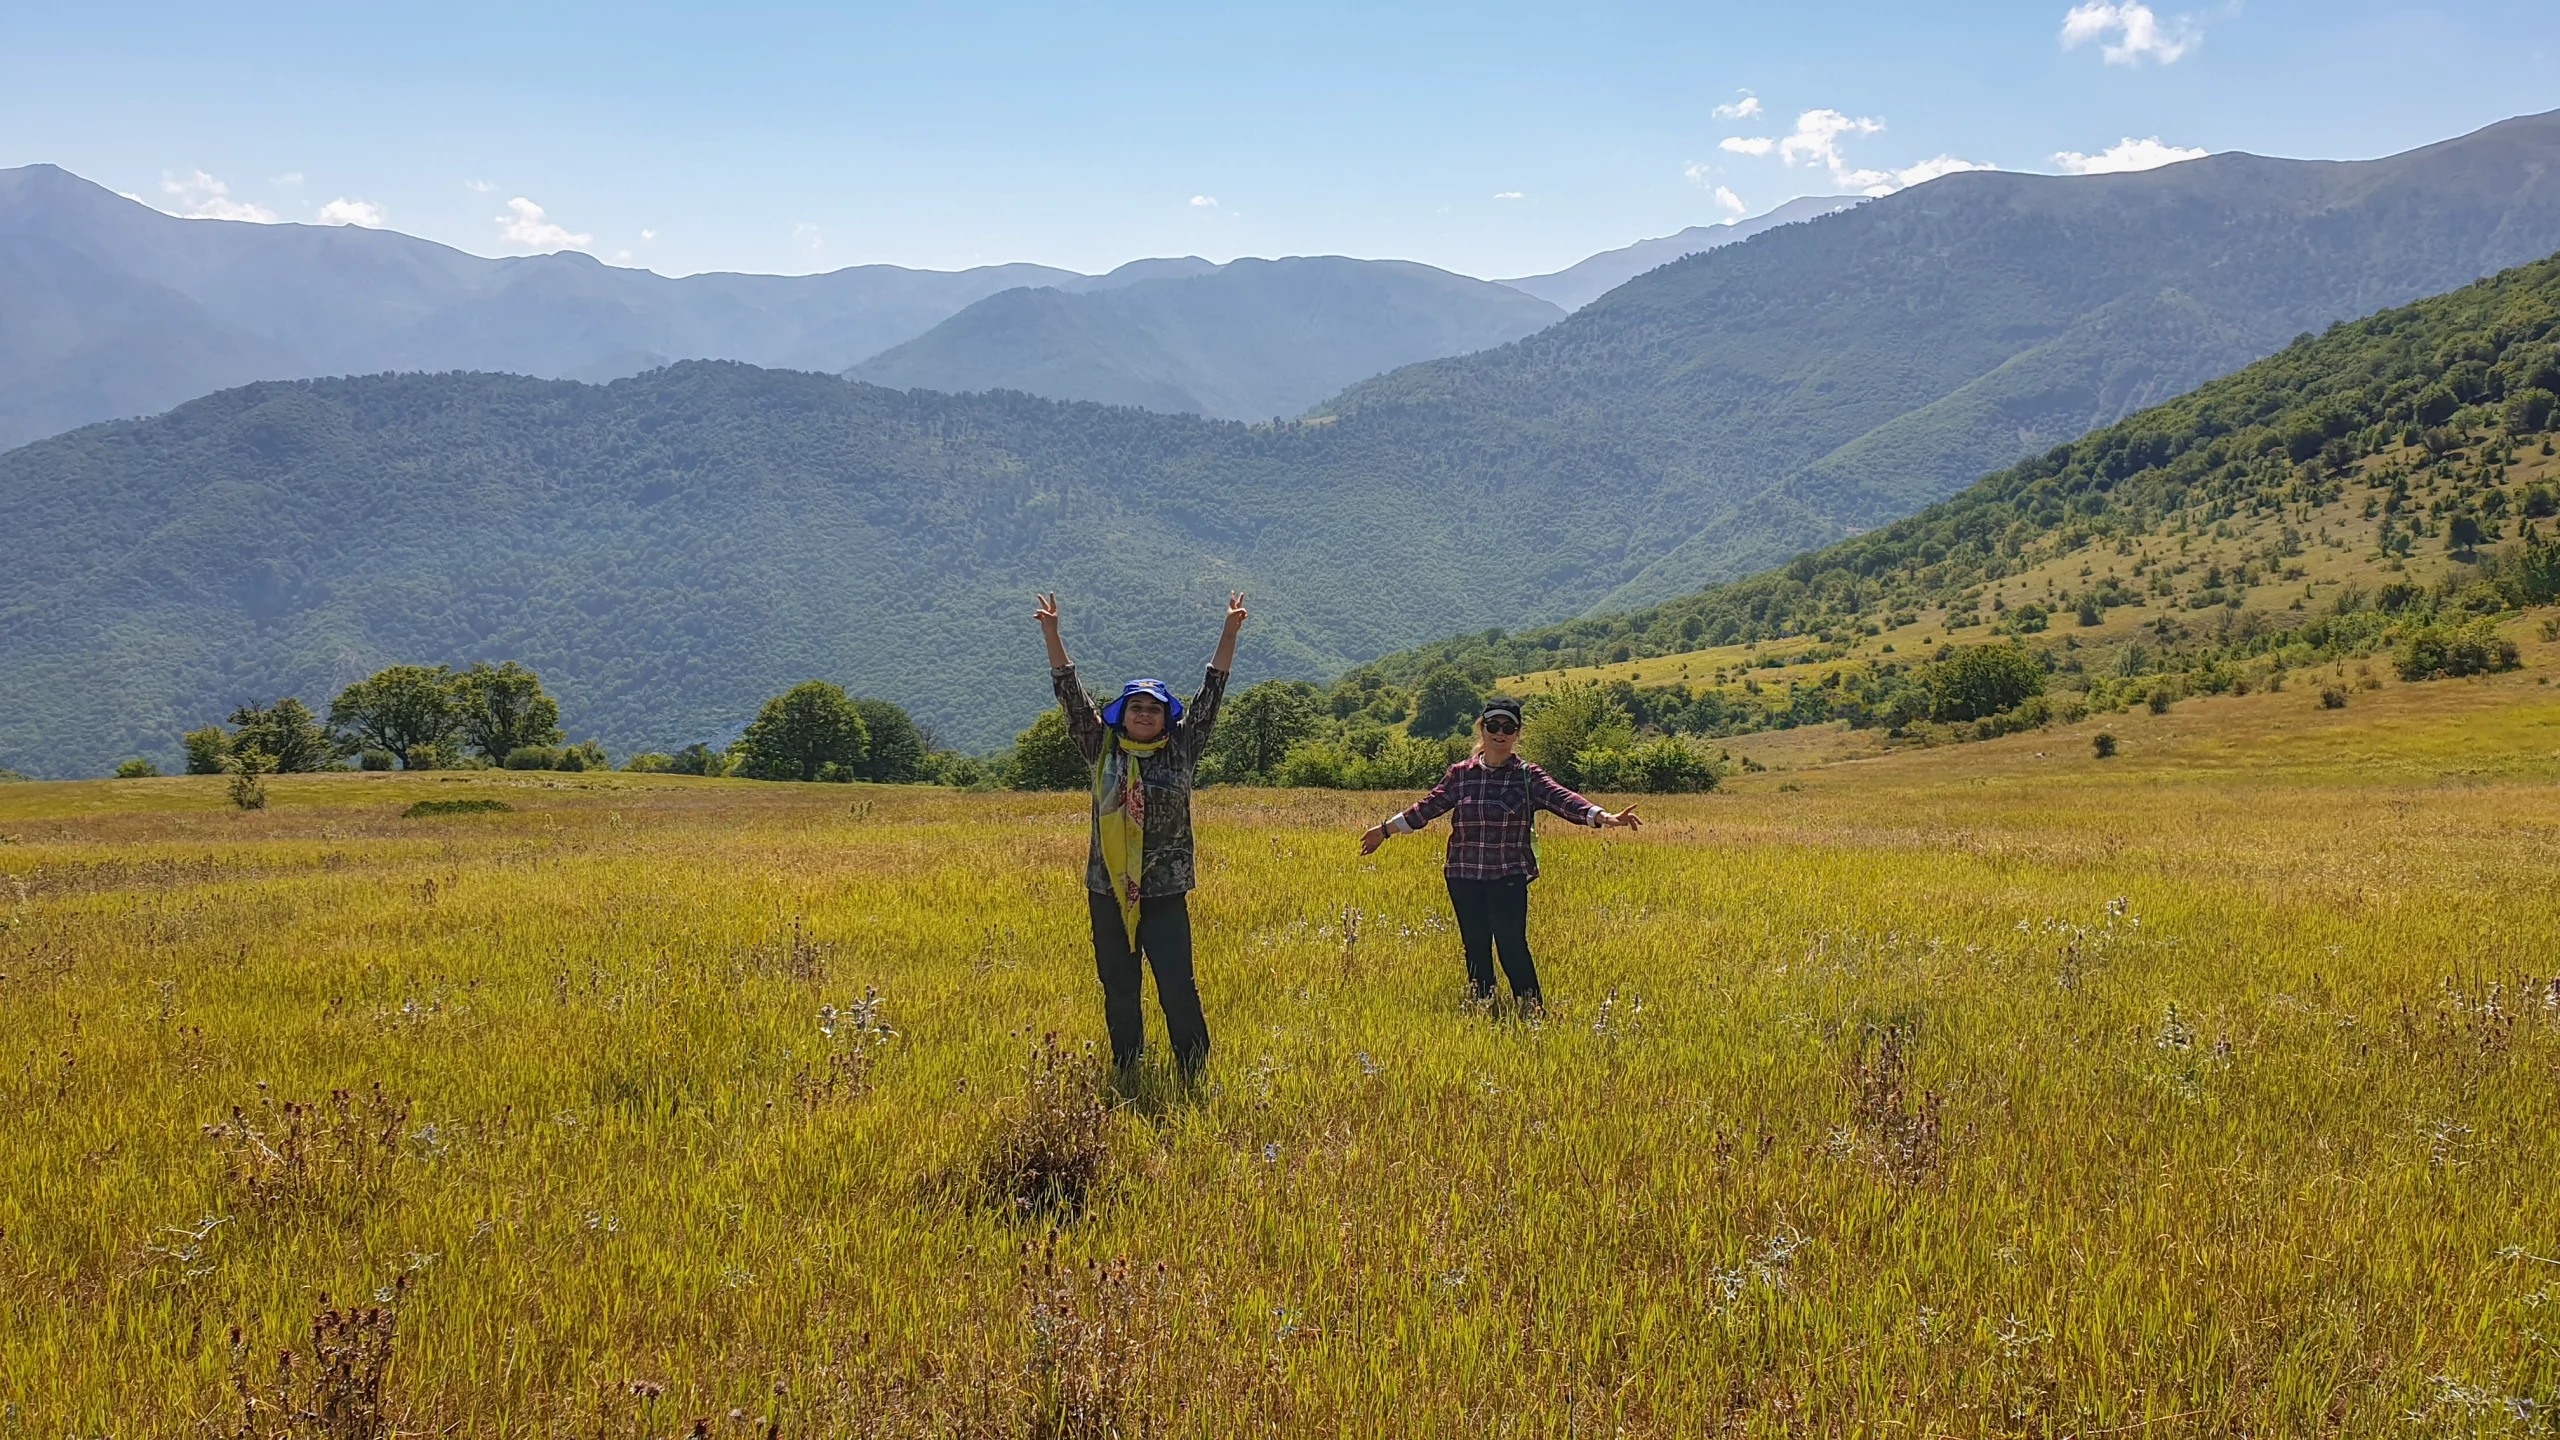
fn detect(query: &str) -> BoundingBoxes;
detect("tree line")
[116,664,942,787]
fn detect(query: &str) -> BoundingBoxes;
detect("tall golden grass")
[4,661,2558,1435]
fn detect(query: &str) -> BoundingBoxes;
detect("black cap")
[1479,696,1524,724]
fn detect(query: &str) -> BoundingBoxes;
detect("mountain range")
[1496,195,1864,311]
[849,257,1562,420]
[6,110,2560,776]
[0,168,1552,450]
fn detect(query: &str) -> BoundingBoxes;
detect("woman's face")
[1477,716,1519,761]
[1120,695,1168,742]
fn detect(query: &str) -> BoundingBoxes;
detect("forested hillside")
[1367,249,2560,695]
[1324,109,2560,607]
[850,257,1561,421]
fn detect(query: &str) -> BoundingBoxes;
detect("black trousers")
[1087,890,1210,1075]
[1446,876,1540,1004]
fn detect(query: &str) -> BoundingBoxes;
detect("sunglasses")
[1480,716,1520,735]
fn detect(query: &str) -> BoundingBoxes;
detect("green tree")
[1408,667,1485,739]
[229,697,333,773]
[1519,682,1632,788]
[1008,708,1089,791]
[1206,680,1323,782]
[849,699,933,783]
[735,681,869,782]
[1924,644,2046,722]
[182,725,232,775]
[114,758,160,778]
[451,661,563,762]
[329,666,460,769]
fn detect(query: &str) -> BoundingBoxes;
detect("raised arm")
[1036,592,1107,763]
[1035,592,1072,671]
[1210,590,1247,674]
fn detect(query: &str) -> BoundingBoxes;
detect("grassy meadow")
[6,652,2560,1436]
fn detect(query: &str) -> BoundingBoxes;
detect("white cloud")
[1713,92,1762,120]
[2053,135,2211,173]
[1718,108,1990,197]
[1493,191,1525,200]
[1189,195,1218,208]
[793,221,824,255]
[1712,185,1748,215]
[1778,109,1886,173]
[315,197,387,228]
[159,171,278,223]
[640,228,658,241]
[2060,2,2198,65]
[271,172,304,188]
[496,197,592,251]
[465,178,495,193]
[1856,155,1997,196]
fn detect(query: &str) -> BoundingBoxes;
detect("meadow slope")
[3,646,2558,1435]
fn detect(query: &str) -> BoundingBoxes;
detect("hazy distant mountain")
[10,111,2560,777]
[1499,196,1865,311]
[849,257,1564,419]
[0,164,1106,450]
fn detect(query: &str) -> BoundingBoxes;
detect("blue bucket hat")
[1101,678,1184,728]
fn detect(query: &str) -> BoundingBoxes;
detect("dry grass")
[4,670,2560,1435]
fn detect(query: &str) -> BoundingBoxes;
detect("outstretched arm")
[1361,764,1461,854]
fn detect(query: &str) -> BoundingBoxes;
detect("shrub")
[1008,708,1089,791]
[402,798,512,817]
[182,725,232,775]
[357,749,397,772]
[2393,617,2521,680]
[1202,680,1323,783]
[621,752,675,773]
[114,758,160,778]
[1579,737,1719,793]
[976,1033,1113,1221]
[668,742,729,777]
[2147,687,2173,715]
[502,745,560,771]
[1274,740,1351,789]
[2091,732,2118,759]
[225,749,272,810]
[2320,685,2349,709]
[1519,683,1632,788]
[1924,644,2045,722]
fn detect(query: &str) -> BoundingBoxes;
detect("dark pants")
[1087,890,1210,1076]
[1447,876,1540,1004]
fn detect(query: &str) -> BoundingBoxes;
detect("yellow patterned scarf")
[1094,731,1169,946]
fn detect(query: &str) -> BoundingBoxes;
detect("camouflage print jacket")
[1053,663,1229,898]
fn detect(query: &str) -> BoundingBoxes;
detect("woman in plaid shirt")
[1359,697,1640,1008]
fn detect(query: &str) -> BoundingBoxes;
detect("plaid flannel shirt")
[1385,756,1603,882]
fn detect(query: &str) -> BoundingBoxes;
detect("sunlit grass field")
[6,663,2560,1436]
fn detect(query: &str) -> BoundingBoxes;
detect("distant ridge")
[1498,195,1865,311]
[849,257,1564,420]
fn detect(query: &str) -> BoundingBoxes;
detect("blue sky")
[4,1,2553,279]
